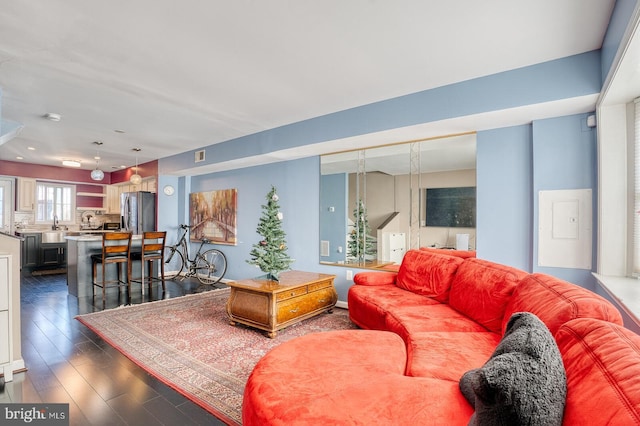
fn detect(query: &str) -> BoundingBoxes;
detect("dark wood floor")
[0,271,228,426]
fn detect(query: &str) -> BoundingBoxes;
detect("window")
[36,182,75,224]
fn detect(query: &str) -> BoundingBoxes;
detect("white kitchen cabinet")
[0,255,13,382]
[106,185,120,214]
[17,178,36,211]
[105,178,157,214]
[142,178,157,193]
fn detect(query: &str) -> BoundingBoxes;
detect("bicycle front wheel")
[163,246,185,279]
[195,249,227,284]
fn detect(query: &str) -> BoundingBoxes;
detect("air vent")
[320,240,330,257]
[195,150,205,163]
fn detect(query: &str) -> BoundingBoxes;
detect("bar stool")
[130,231,167,294]
[91,232,133,304]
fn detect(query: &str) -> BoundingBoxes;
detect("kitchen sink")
[41,231,68,243]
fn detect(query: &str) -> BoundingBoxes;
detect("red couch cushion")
[555,319,640,425]
[396,249,464,303]
[353,270,397,286]
[385,304,489,342]
[449,259,528,333]
[502,273,623,336]
[406,331,501,380]
[348,284,440,330]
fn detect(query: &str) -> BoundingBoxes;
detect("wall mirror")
[319,133,477,269]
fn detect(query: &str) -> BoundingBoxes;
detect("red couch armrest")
[354,271,397,286]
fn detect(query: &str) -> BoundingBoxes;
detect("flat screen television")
[425,186,476,228]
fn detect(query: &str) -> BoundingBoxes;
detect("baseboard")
[12,358,25,373]
[335,300,348,310]
[0,358,26,380]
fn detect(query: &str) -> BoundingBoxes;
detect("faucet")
[52,215,59,230]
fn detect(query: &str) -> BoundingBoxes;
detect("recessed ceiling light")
[44,113,61,122]
[16,156,23,160]
[62,160,81,167]
[27,147,35,151]
[114,129,125,133]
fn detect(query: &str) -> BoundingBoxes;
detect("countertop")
[65,234,143,241]
[16,229,113,234]
[0,232,23,240]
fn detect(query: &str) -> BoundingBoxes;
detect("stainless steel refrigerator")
[121,191,156,234]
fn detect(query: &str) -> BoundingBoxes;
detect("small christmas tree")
[347,199,376,262]
[247,186,294,280]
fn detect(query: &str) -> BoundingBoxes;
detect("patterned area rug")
[75,288,357,425]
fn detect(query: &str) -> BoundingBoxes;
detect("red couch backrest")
[420,247,477,259]
[502,273,623,336]
[449,258,528,333]
[396,249,463,303]
[556,318,640,425]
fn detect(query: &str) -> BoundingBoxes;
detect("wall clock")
[163,185,175,196]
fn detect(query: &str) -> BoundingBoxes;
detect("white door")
[0,179,14,234]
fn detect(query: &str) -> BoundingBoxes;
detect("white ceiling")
[0,1,616,174]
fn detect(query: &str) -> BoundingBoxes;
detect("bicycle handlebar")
[178,224,210,244]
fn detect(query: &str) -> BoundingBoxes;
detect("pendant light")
[90,141,105,181]
[130,148,142,184]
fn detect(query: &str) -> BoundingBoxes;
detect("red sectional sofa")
[243,249,640,425]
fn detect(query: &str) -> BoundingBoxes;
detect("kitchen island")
[66,234,145,298]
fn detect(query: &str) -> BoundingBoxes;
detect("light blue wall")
[476,113,597,289]
[531,113,598,289]
[157,50,607,300]
[319,173,347,263]
[162,113,599,298]
[157,175,182,244]
[184,156,370,302]
[476,125,533,271]
[188,157,321,280]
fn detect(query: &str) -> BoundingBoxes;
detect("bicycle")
[163,224,227,285]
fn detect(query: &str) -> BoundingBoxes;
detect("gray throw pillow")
[459,312,567,426]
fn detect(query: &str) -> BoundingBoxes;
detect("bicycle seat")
[201,238,211,244]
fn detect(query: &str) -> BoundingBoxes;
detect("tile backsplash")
[13,210,120,231]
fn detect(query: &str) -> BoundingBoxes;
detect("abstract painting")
[189,189,238,245]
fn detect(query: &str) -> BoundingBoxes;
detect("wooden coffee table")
[226,270,337,338]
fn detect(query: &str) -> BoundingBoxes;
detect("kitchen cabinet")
[0,254,13,381]
[106,185,120,214]
[20,233,40,269]
[105,178,157,215]
[40,243,66,268]
[18,233,66,270]
[142,178,156,193]
[17,178,36,211]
